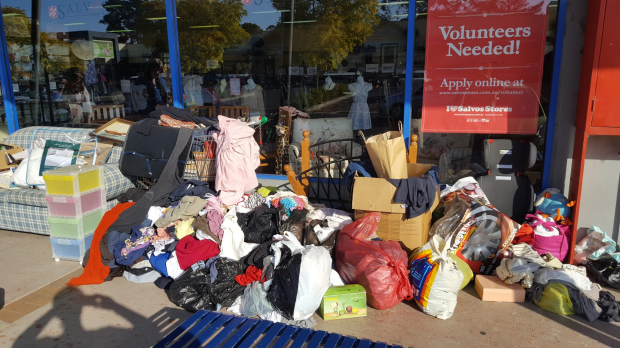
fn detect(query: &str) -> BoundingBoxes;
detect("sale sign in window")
[421,0,549,134]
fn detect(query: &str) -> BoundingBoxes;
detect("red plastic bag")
[335,212,413,310]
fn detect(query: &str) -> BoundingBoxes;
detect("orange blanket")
[67,202,136,286]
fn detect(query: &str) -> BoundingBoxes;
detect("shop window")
[1,0,175,129]
[176,0,410,174]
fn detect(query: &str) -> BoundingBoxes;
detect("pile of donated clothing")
[69,116,355,327]
[67,113,620,326]
[406,177,620,322]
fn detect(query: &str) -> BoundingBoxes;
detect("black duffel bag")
[119,121,193,179]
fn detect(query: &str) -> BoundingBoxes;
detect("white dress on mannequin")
[348,76,372,130]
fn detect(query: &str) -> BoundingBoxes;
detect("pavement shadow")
[11,287,190,348]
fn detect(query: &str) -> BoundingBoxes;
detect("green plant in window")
[293,83,348,110]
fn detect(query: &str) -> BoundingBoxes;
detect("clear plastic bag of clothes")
[428,195,470,240]
[240,281,274,317]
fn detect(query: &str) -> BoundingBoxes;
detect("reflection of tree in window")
[270,0,380,70]
[100,0,250,74]
[2,7,81,79]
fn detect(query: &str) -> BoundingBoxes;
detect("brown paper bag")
[360,122,408,179]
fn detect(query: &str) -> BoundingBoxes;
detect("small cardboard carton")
[352,163,440,254]
[475,275,525,302]
[319,285,367,320]
[0,143,24,171]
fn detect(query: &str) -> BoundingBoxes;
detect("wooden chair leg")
[408,134,418,164]
[285,164,307,196]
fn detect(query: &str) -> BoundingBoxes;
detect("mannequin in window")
[324,76,336,91]
[348,75,372,130]
[242,77,265,117]
[142,59,169,114]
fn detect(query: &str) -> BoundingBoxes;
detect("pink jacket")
[213,116,260,205]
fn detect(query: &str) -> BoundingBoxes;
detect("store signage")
[289,66,300,75]
[12,84,19,93]
[307,67,317,75]
[48,2,103,20]
[207,60,218,69]
[93,40,113,59]
[421,0,549,134]
[366,64,378,73]
[381,63,394,74]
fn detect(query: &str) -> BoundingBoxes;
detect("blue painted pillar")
[403,0,416,147]
[542,0,567,189]
[0,2,19,133]
[165,0,184,108]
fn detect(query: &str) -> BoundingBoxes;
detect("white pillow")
[12,148,46,189]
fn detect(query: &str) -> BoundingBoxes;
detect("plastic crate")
[50,233,94,262]
[47,208,105,239]
[42,165,104,196]
[45,188,106,217]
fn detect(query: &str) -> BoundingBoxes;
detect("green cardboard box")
[319,285,367,320]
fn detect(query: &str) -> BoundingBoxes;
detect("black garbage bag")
[210,258,246,307]
[237,204,279,244]
[169,259,245,312]
[169,268,215,312]
[304,219,339,256]
[267,245,302,320]
[279,209,308,243]
[586,253,620,290]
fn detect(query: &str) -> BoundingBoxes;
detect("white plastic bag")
[294,245,332,320]
[219,207,258,260]
[269,232,332,321]
[409,235,463,320]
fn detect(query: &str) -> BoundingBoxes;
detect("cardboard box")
[475,275,525,302]
[320,285,367,320]
[352,163,440,254]
[0,143,24,171]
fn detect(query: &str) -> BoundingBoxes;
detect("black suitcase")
[119,121,192,180]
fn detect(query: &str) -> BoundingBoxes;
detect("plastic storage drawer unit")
[46,188,105,217]
[43,165,104,196]
[47,208,105,239]
[50,234,94,262]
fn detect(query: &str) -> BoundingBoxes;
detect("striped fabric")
[5,126,123,164]
[1,127,135,235]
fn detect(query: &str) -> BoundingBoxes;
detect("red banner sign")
[421,0,549,134]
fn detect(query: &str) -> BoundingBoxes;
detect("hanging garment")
[183,75,204,106]
[213,116,261,205]
[347,81,373,130]
[241,86,266,116]
[131,83,148,112]
[84,60,98,86]
[387,175,437,219]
